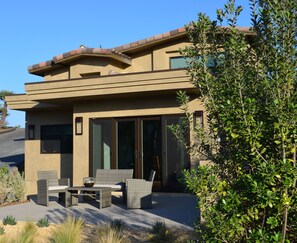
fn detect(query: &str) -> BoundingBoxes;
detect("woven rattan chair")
[126,170,156,209]
[94,169,133,202]
[37,170,70,206]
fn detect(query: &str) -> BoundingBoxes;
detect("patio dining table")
[65,186,111,209]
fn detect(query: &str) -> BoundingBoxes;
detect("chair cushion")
[94,184,122,190]
[48,185,68,191]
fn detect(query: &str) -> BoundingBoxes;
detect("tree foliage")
[0,90,13,128]
[175,0,297,241]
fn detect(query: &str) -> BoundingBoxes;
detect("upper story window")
[170,56,188,69]
[80,72,101,78]
[170,53,225,69]
[41,124,73,153]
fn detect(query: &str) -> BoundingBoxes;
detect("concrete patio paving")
[0,193,198,230]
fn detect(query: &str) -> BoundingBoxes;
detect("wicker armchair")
[126,170,156,209]
[37,170,70,206]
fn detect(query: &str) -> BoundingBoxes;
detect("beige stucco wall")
[152,40,190,70]
[41,38,191,82]
[69,57,128,78]
[71,94,204,186]
[44,67,69,81]
[25,109,73,195]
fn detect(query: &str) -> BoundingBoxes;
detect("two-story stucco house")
[6,26,252,196]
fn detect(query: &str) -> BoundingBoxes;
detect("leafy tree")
[173,0,297,241]
[0,90,13,128]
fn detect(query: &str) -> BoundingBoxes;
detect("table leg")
[99,188,111,209]
[65,190,78,207]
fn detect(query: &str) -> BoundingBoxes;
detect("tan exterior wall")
[40,39,190,82]
[152,40,190,70]
[72,94,204,186]
[25,109,73,195]
[44,67,69,81]
[124,50,153,73]
[69,57,127,78]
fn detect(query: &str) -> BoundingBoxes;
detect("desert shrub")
[17,221,37,243]
[149,221,169,242]
[0,222,37,243]
[110,219,126,232]
[36,217,50,228]
[0,182,9,205]
[0,226,4,235]
[6,167,26,203]
[96,225,129,243]
[51,216,84,243]
[0,166,26,205]
[148,222,195,243]
[0,166,9,178]
[2,215,17,225]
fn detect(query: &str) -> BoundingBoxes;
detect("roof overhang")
[24,69,194,105]
[28,48,132,77]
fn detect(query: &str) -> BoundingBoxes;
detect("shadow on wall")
[60,153,73,185]
[0,154,25,173]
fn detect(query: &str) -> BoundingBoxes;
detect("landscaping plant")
[51,216,85,243]
[172,0,297,241]
[0,227,4,236]
[2,215,17,226]
[17,221,38,243]
[95,221,129,243]
[110,219,126,232]
[36,217,50,228]
[149,221,168,242]
[0,166,26,205]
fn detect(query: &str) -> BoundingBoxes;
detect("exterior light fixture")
[75,117,83,135]
[194,111,204,129]
[28,125,35,140]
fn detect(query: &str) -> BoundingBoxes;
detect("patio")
[0,193,198,230]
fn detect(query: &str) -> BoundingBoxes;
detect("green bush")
[0,166,26,205]
[174,0,297,241]
[36,217,50,228]
[2,215,17,225]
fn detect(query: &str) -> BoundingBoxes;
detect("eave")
[6,94,59,111]
[24,69,194,104]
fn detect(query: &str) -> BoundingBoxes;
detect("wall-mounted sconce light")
[28,125,35,140]
[194,111,204,129]
[75,117,83,135]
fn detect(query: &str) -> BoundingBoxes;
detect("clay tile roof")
[28,26,252,74]
[113,27,187,52]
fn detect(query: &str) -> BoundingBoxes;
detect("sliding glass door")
[116,118,162,180]
[91,115,188,191]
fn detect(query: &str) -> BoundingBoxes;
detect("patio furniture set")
[36,169,156,209]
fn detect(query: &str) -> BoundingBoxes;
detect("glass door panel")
[117,120,136,171]
[91,120,112,176]
[163,116,189,191]
[142,119,162,182]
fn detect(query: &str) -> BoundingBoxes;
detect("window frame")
[40,124,73,154]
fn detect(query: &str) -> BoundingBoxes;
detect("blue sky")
[0,0,251,128]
